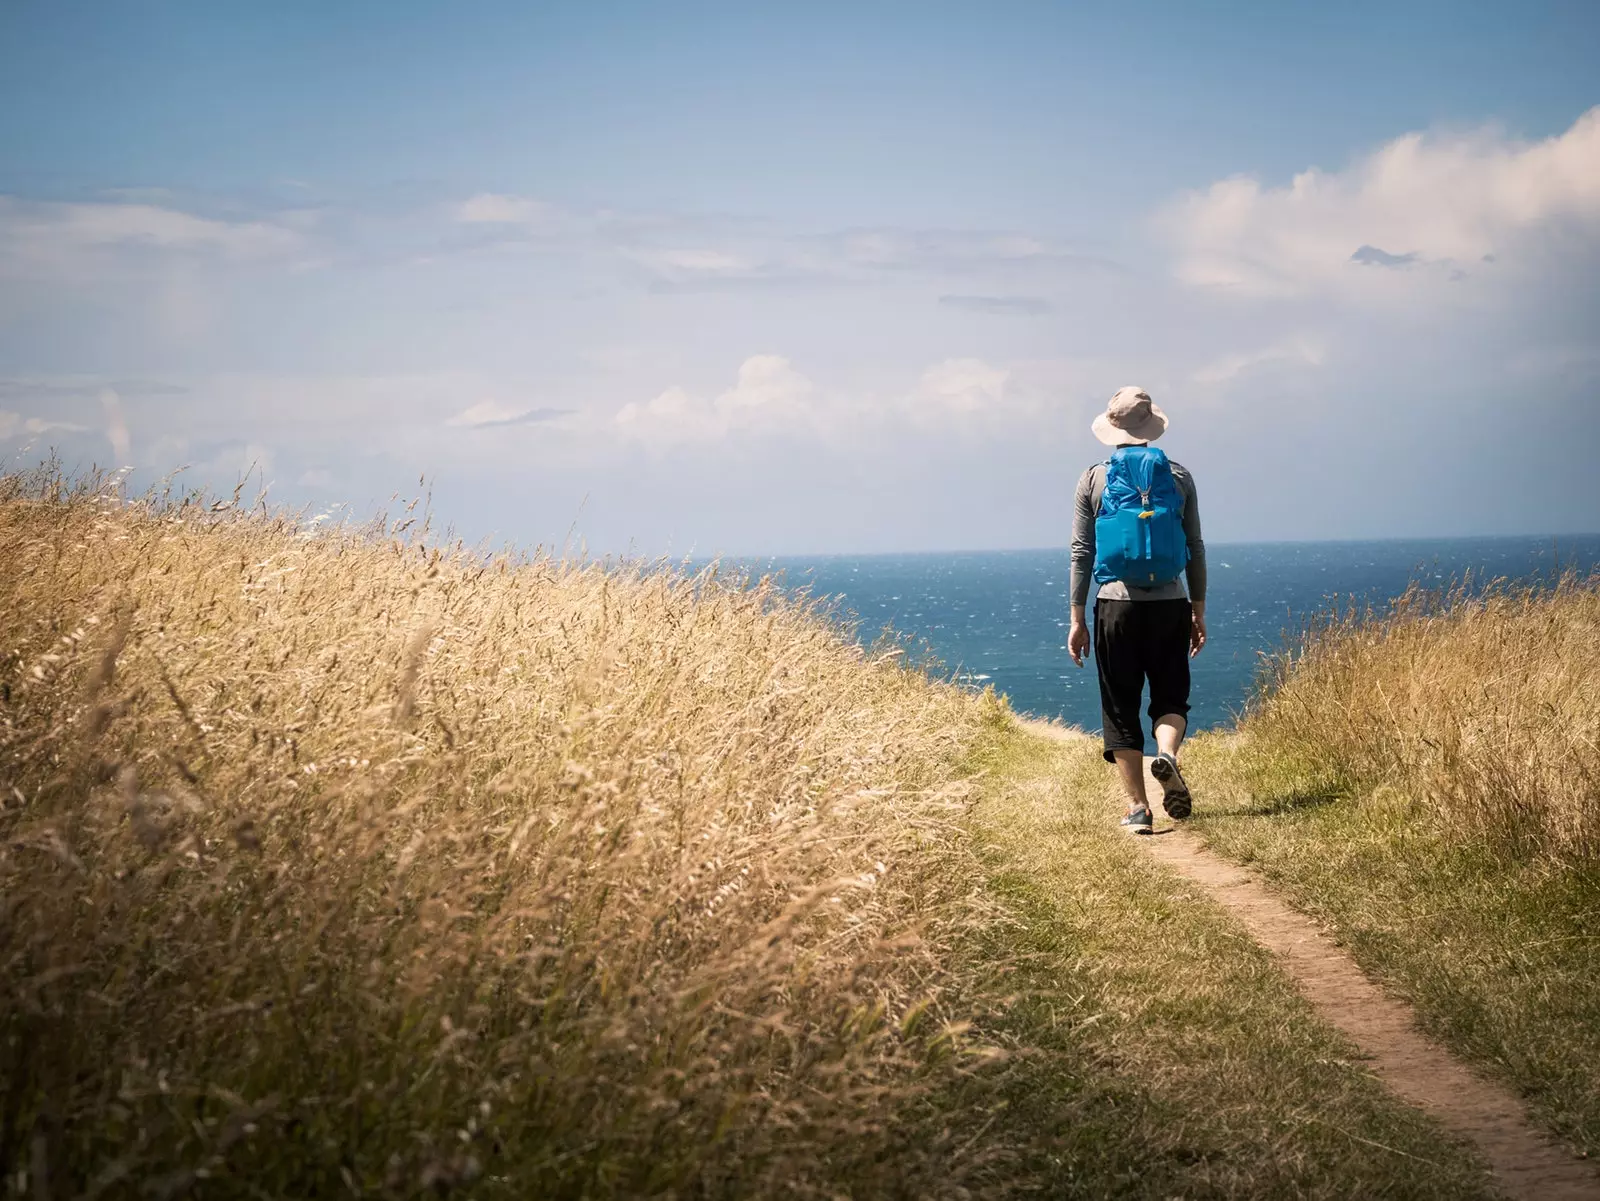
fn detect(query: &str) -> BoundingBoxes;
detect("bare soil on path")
[1027,722,1600,1200]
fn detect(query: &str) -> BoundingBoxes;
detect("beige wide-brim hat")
[1091,386,1168,446]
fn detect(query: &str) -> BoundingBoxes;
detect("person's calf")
[1111,748,1148,812]
[1153,713,1187,758]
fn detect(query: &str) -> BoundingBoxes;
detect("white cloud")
[0,201,308,345]
[0,198,302,272]
[0,410,91,441]
[0,412,91,450]
[1,372,586,472]
[448,400,519,427]
[1163,106,1600,296]
[1191,336,1327,385]
[455,193,552,224]
[619,385,699,428]
[630,247,758,276]
[601,221,1111,291]
[914,358,1010,415]
[614,354,1082,448]
[938,294,1054,315]
[616,355,816,441]
[812,229,1056,270]
[445,399,568,428]
[718,354,815,415]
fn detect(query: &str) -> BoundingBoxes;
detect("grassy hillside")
[1187,573,1600,1156]
[1,469,1028,1197]
[1,467,1496,1198]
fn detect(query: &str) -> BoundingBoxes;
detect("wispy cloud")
[444,194,1119,293]
[0,377,189,401]
[445,400,571,428]
[938,294,1054,315]
[794,228,1116,282]
[635,248,755,274]
[0,372,586,474]
[1191,336,1327,385]
[800,228,1063,272]
[455,193,553,224]
[0,197,303,276]
[913,358,1011,415]
[0,411,90,440]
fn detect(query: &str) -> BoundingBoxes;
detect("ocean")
[751,536,1600,733]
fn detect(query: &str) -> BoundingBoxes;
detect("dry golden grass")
[12,459,1576,1196]
[0,466,1028,1197]
[1187,573,1600,1155]
[1231,573,1600,859]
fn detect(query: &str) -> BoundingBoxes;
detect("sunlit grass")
[1188,571,1600,1155]
[1227,572,1600,859]
[0,460,1533,1197]
[963,728,1494,1199]
[0,463,1024,1196]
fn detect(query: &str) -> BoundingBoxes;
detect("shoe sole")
[1150,756,1193,820]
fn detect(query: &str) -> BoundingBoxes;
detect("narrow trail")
[1143,762,1600,1200]
[1028,724,1600,1200]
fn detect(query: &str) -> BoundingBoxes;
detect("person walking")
[1067,387,1207,834]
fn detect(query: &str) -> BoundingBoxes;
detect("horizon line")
[687,531,1600,562]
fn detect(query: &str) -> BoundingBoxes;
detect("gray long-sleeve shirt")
[1070,460,1207,608]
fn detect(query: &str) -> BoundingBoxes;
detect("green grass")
[954,726,1496,1199]
[1186,733,1600,1160]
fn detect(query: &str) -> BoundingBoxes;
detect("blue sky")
[2,1,1597,553]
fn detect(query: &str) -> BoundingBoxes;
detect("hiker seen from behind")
[1068,387,1207,834]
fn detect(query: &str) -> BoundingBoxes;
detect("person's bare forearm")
[1189,598,1207,657]
[1068,604,1090,666]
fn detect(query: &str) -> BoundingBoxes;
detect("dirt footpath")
[1136,756,1600,1201]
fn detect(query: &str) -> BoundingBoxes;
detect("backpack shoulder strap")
[1089,461,1110,516]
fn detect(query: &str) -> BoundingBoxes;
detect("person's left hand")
[1068,620,1090,667]
[1190,607,1208,658]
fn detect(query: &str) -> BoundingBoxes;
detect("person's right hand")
[1068,620,1090,667]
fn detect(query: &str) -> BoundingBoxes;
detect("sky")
[1,0,1597,554]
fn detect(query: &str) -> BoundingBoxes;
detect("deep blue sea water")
[749,537,1600,734]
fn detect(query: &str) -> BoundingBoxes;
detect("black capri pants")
[1093,598,1192,763]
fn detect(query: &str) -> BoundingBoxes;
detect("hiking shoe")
[1119,806,1153,835]
[1150,753,1192,820]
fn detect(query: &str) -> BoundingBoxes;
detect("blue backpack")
[1094,446,1188,587]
